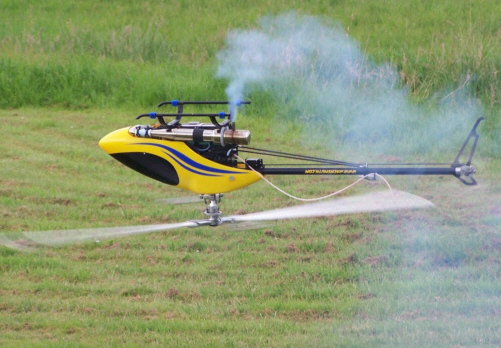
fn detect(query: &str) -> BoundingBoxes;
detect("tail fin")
[452,117,484,185]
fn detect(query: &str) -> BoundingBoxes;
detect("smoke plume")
[217,12,481,158]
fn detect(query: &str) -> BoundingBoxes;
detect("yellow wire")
[234,154,392,202]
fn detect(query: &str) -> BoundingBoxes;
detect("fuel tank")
[99,127,261,194]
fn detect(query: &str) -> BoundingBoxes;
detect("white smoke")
[217,12,481,158]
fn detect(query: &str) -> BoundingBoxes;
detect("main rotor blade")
[227,190,433,222]
[157,196,201,204]
[1,221,198,248]
[0,191,432,250]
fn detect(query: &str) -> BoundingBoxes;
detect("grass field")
[1,1,501,347]
[1,109,500,347]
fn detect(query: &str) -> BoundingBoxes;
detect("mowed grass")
[1,109,500,347]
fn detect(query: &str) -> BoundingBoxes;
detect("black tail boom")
[245,118,484,186]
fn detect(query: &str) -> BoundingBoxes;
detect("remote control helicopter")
[1,100,483,248]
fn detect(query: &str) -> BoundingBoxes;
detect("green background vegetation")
[1,1,500,347]
[1,0,501,110]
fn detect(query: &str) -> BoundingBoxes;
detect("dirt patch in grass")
[254,309,336,322]
[342,231,364,243]
[286,244,299,253]
[165,288,179,299]
[357,293,375,300]
[363,255,389,267]
[261,260,280,268]
[338,253,358,265]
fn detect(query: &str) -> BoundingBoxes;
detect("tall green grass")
[1,0,501,110]
[0,57,226,108]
